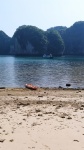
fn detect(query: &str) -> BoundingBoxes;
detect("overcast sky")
[0,0,84,37]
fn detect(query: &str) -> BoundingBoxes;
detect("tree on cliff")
[46,30,65,56]
[12,25,48,55]
[47,26,67,38]
[63,21,84,55]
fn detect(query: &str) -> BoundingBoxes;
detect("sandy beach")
[0,87,84,150]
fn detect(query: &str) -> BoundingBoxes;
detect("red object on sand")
[25,84,37,90]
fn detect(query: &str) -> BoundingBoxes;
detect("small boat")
[43,54,53,59]
[25,84,37,90]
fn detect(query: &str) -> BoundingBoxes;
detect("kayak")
[25,84,37,90]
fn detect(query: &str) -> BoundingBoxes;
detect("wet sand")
[0,88,84,150]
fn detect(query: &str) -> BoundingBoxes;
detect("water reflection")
[62,61,84,88]
[0,56,16,87]
[0,56,84,88]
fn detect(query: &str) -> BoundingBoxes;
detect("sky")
[0,0,84,37]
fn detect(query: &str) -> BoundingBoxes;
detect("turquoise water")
[0,55,84,88]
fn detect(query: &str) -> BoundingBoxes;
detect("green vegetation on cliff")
[0,21,84,56]
[11,25,64,56]
[63,21,84,55]
[47,26,67,38]
[12,25,48,56]
[46,30,65,56]
[49,22,84,55]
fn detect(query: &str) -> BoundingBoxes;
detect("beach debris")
[73,139,79,142]
[59,113,68,118]
[27,113,31,117]
[59,86,63,89]
[80,107,83,110]
[44,111,55,115]
[32,122,37,126]
[17,105,20,109]
[38,95,43,97]
[5,132,8,135]
[66,83,71,87]
[38,113,43,116]
[37,101,42,104]
[23,118,26,121]
[9,139,14,142]
[81,104,84,107]
[0,87,6,89]
[0,111,5,114]
[67,116,72,119]
[7,93,12,96]
[0,139,5,142]
[3,130,5,132]
[60,114,65,118]
[18,122,22,125]
[17,102,30,106]
[35,109,41,113]
[56,104,62,109]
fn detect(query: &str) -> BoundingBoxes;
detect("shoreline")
[0,86,84,90]
[0,88,84,150]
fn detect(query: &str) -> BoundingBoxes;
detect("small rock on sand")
[0,139,5,142]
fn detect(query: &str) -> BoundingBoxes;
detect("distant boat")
[43,54,53,59]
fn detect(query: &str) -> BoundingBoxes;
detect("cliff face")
[10,25,48,56]
[47,22,84,56]
[0,31,11,54]
[10,38,37,55]
[1,21,84,56]
[63,21,84,55]
[10,25,64,56]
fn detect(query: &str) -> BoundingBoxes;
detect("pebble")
[0,139,5,142]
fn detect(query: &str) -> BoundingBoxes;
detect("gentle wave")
[0,55,84,88]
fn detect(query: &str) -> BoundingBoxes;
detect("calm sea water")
[0,55,84,88]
